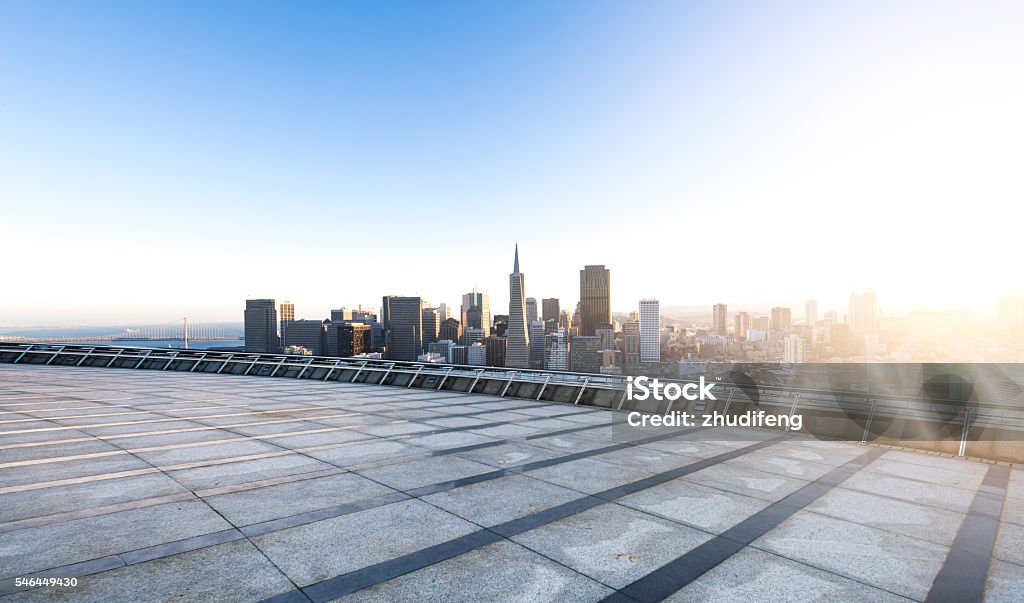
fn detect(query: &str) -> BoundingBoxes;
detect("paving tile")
[7,540,295,603]
[358,456,499,491]
[204,472,398,526]
[511,503,712,589]
[251,498,479,587]
[618,479,770,534]
[0,500,230,579]
[668,547,912,602]
[753,510,949,600]
[337,539,613,602]
[422,475,583,526]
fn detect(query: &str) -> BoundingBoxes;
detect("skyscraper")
[382,296,423,361]
[712,303,728,336]
[439,317,462,343]
[461,288,491,337]
[542,298,560,323]
[784,335,806,363]
[529,320,545,369]
[805,299,818,325]
[283,319,327,355]
[639,299,660,363]
[622,318,640,365]
[506,245,530,368]
[770,307,792,331]
[526,298,538,323]
[569,335,601,373]
[244,299,280,353]
[579,265,611,336]
[734,311,750,341]
[544,329,569,371]
[422,307,440,347]
[279,301,294,347]
[848,291,878,336]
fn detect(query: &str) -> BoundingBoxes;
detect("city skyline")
[3,2,1023,325]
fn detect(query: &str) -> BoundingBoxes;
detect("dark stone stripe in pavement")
[284,436,786,603]
[603,446,888,603]
[924,463,1011,603]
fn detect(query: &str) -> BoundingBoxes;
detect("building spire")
[513,244,520,274]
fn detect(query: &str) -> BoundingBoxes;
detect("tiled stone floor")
[0,365,1019,602]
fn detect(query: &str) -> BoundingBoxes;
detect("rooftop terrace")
[0,364,1021,602]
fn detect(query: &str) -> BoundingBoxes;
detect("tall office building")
[639,299,661,363]
[483,336,506,367]
[338,322,371,357]
[622,319,640,365]
[506,245,531,368]
[542,298,560,323]
[770,307,792,331]
[244,299,280,353]
[282,319,327,355]
[848,291,879,336]
[467,343,487,366]
[279,302,294,347]
[544,329,569,371]
[438,303,451,322]
[463,327,485,346]
[428,340,455,363]
[422,307,440,347]
[439,318,462,343]
[579,265,611,336]
[529,320,545,369]
[382,296,423,361]
[596,323,615,351]
[461,288,491,337]
[734,312,750,341]
[569,335,602,373]
[712,303,728,336]
[526,298,538,323]
[784,335,806,363]
[805,299,819,325]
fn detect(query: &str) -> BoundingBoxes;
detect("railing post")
[77,348,97,366]
[437,367,453,391]
[216,354,234,374]
[574,377,590,405]
[244,356,260,376]
[536,374,552,401]
[958,406,973,457]
[861,398,878,444]
[468,369,484,393]
[135,350,153,369]
[500,371,518,397]
[351,361,368,383]
[296,357,315,379]
[162,351,179,370]
[407,365,424,388]
[785,393,801,432]
[189,353,208,373]
[380,363,396,385]
[269,356,288,377]
[722,387,737,415]
[324,359,342,381]
[14,345,33,363]
[45,346,66,365]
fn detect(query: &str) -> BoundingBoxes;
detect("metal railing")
[2,343,1023,461]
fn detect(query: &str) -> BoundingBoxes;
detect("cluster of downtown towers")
[243,246,662,373]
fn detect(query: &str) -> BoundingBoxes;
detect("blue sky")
[2,1,1022,324]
